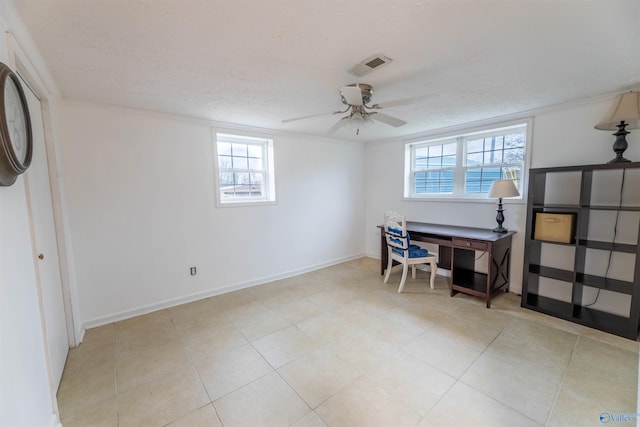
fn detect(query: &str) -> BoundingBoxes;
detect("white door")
[22,80,68,388]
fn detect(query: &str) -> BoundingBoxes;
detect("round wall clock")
[0,62,32,186]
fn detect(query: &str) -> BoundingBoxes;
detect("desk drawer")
[453,238,488,251]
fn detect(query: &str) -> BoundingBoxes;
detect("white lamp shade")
[595,91,640,131]
[488,179,520,198]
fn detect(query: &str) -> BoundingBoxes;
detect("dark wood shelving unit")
[521,162,640,340]
[450,269,489,295]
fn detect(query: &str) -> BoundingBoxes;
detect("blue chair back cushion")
[387,226,428,257]
[387,226,412,245]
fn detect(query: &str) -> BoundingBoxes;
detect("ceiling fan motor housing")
[344,83,373,105]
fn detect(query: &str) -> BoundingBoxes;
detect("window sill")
[216,200,278,208]
[402,196,526,204]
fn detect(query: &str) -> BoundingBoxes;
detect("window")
[215,133,275,205]
[405,122,528,199]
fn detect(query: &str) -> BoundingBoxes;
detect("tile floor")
[57,258,639,427]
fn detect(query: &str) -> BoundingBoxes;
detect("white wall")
[364,97,640,297]
[57,102,366,328]
[0,5,59,427]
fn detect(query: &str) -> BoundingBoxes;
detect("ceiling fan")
[282,83,433,135]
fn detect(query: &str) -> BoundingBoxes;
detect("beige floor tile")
[412,288,463,313]
[115,309,172,334]
[117,366,209,427]
[416,417,438,427]
[484,318,577,376]
[289,279,337,298]
[184,321,248,360]
[260,287,308,308]
[358,287,420,312]
[116,341,193,392]
[56,362,116,411]
[81,323,115,345]
[580,326,640,354]
[461,353,563,424]
[570,336,639,378]
[167,298,214,324]
[403,327,482,378]
[346,256,380,272]
[208,290,263,317]
[548,381,634,427]
[367,351,456,416]
[278,347,361,408]
[363,310,428,347]
[58,396,117,427]
[194,343,273,401]
[291,411,328,427]
[426,382,541,427]
[305,288,360,311]
[295,311,360,346]
[166,404,222,427]
[427,305,511,352]
[169,302,230,340]
[324,327,398,374]
[213,372,310,427]
[253,325,319,368]
[115,320,181,355]
[63,335,115,377]
[167,298,213,321]
[334,299,426,347]
[388,301,447,330]
[231,306,291,341]
[268,297,324,323]
[548,336,638,426]
[215,301,269,324]
[315,376,421,427]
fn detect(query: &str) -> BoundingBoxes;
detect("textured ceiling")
[12,0,640,142]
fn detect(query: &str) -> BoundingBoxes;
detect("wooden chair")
[383,212,438,292]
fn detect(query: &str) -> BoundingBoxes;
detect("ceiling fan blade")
[371,94,439,109]
[340,86,363,106]
[282,111,333,123]
[282,106,351,123]
[371,112,407,127]
[326,117,349,135]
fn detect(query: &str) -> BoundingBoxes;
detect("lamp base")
[493,199,508,233]
[608,156,631,164]
[607,122,632,164]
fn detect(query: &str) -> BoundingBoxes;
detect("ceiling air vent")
[348,54,393,77]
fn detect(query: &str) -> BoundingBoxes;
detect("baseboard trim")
[80,253,365,333]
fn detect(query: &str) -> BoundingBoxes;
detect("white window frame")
[404,119,531,201]
[213,131,276,207]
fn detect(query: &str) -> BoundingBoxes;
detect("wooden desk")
[379,222,515,308]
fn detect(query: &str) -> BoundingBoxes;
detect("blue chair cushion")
[392,246,429,258]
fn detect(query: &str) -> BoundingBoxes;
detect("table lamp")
[488,179,520,233]
[594,91,640,163]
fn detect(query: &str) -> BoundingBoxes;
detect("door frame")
[6,33,79,348]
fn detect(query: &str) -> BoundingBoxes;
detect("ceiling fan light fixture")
[348,108,374,135]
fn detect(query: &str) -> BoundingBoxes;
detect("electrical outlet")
[190,266,197,276]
